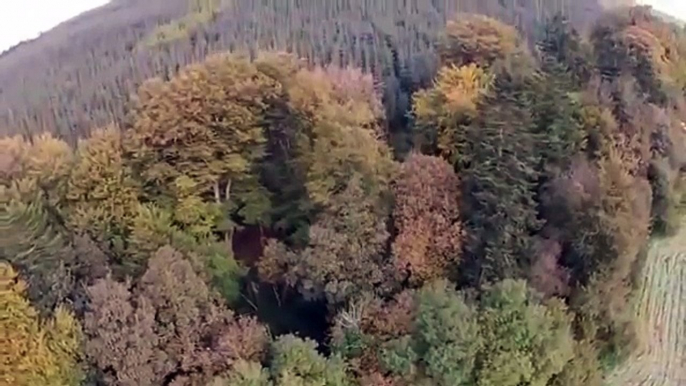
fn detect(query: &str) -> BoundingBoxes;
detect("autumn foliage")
[391,154,462,285]
[2,5,686,386]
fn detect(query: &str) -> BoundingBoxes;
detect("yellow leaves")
[0,134,73,195]
[0,136,25,182]
[439,14,521,67]
[141,0,228,48]
[0,178,37,203]
[598,147,650,258]
[438,64,492,114]
[304,122,395,207]
[43,307,84,386]
[622,25,664,57]
[669,58,686,92]
[0,262,83,386]
[391,154,462,286]
[609,8,686,94]
[22,134,73,189]
[174,194,221,238]
[128,204,176,262]
[0,261,26,297]
[324,65,384,125]
[287,65,394,208]
[66,126,139,238]
[289,66,381,130]
[620,25,672,75]
[254,52,302,85]
[413,64,491,123]
[412,89,442,126]
[173,175,199,198]
[412,63,492,164]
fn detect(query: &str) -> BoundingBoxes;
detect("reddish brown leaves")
[529,237,570,298]
[83,246,268,385]
[360,290,416,340]
[391,154,462,285]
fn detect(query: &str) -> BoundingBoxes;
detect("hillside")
[4,3,686,386]
[0,0,615,144]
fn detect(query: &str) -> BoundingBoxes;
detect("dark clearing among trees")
[3,0,686,385]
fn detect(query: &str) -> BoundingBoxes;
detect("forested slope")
[7,3,686,386]
[3,3,686,385]
[0,0,631,145]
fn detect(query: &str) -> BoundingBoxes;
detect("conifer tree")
[458,61,542,284]
[1,183,75,312]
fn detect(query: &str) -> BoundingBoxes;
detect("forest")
[3,2,686,386]
[0,0,634,148]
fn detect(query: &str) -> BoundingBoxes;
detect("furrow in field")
[607,225,686,386]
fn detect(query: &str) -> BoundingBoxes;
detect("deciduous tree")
[476,280,574,386]
[391,154,462,285]
[126,54,276,235]
[396,280,481,386]
[258,66,396,303]
[0,262,83,386]
[438,15,521,67]
[270,335,350,386]
[286,66,394,208]
[66,125,140,244]
[260,177,392,303]
[412,63,492,161]
[83,246,268,385]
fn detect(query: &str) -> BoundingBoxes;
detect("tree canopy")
[2,5,686,386]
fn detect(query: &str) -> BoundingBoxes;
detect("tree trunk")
[214,181,221,204]
[224,179,233,246]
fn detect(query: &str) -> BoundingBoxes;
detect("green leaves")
[412,281,481,386]
[334,280,574,386]
[220,361,271,386]
[258,65,396,304]
[260,176,392,304]
[458,64,542,283]
[271,335,351,386]
[127,54,275,218]
[477,280,574,386]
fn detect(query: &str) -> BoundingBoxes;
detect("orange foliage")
[439,14,520,67]
[392,154,462,285]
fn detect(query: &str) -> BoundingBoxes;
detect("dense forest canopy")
[4,1,686,386]
[0,0,635,147]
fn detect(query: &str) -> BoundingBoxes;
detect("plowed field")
[607,225,686,385]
